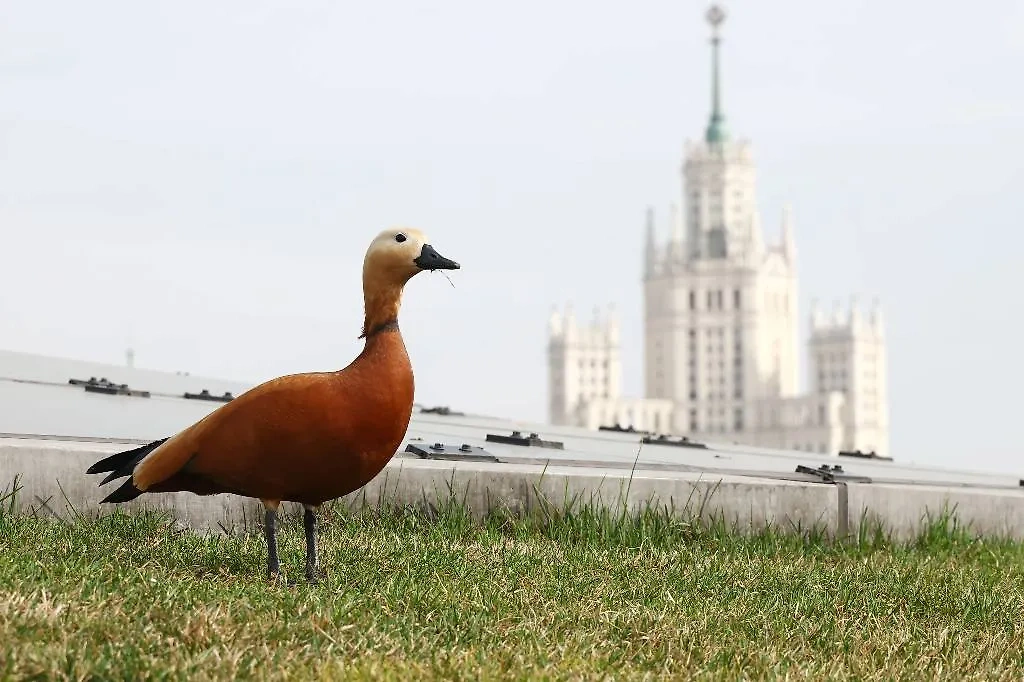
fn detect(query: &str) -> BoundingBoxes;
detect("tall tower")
[548,304,622,426]
[682,5,761,265]
[643,4,799,437]
[547,4,889,458]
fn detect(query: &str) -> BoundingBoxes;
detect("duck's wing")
[96,372,331,503]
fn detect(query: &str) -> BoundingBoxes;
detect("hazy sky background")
[2,1,1022,473]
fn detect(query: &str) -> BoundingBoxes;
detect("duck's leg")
[303,504,320,584]
[261,499,282,581]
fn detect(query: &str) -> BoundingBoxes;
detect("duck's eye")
[395,233,407,243]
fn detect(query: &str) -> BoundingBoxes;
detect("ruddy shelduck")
[86,228,459,583]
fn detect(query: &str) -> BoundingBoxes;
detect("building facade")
[547,5,890,456]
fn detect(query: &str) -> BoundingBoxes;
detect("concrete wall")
[2,436,1022,541]
[1,438,265,532]
[844,482,1024,542]
[352,457,839,535]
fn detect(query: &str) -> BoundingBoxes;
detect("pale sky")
[2,1,1022,474]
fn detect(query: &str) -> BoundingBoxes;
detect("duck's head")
[360,227,459,338]
[363,227,460,287]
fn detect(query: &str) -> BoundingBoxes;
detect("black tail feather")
[86,438,167,474]
[86,437,168,486]
[100,477,145,504]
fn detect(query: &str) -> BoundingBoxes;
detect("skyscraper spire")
[781,203,796,263]
[668,201,685,262]
[548,305,563,336]
[704,5,728,146]
[870,298,885,335]
[644,206,657,275]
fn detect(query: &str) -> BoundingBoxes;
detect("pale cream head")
[362,227,459,286]
[359,227,460,339]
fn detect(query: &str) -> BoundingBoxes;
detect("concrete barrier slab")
[844,482,1024,541]
[6,436,1024,542]
[1,437,837,536]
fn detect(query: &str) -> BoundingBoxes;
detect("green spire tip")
[704,5,727,145]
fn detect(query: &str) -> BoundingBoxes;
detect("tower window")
[689,291,697,310]
[734,289,741,309]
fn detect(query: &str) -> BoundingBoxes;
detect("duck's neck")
[360,281,404,341]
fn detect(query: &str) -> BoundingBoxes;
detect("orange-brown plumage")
[140,330,414,504]
[86,227,459,582]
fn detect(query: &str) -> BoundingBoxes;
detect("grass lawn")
[1,497,1023,681]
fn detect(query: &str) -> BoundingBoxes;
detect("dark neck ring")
[361,318,399,339]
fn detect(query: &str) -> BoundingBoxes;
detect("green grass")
[1,489,1024,680]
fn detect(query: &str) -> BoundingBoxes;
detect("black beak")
[414,243,460,271]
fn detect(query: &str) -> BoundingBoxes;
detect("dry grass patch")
[1,499,1023,680]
